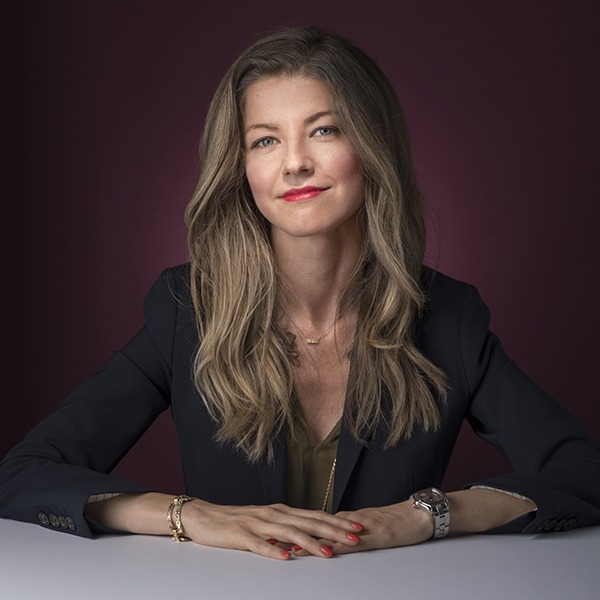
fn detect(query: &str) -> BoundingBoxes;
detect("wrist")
[411,487,450,539]
[408,498,436,539]
[167,495,198,541]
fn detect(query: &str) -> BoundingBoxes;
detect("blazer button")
[545,519,557,531]
[536,520,549,532]
[554,519,566,531]
[38,512,50,526]
[66,516,76,531]
[564,519,577,531]
[49,514,60,528]
[58,516,68,529]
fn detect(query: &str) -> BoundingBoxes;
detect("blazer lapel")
[255,414,367,511]
[332,417,365,513]
[331,337,367,513]
[256,428,288,504]
[256,337,373,511]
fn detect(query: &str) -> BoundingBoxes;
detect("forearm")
[84,492,173,535]
[82,487,538,558]
[446,488,537,534]
[329,487,537,556]
[84,493,363,559]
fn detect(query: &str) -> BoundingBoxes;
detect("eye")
[252,136,276,148]
[313,126,338,137]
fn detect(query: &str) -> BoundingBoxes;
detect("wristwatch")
[412,487,450,539]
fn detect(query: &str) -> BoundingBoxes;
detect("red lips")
[281,186,327,202]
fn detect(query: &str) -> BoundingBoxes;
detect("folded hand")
[181,499,364,560]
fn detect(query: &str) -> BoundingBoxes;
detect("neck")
[272,225,363,329]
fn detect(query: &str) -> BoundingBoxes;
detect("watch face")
[417,487,443,504]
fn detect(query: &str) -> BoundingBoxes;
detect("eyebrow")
[244,110,335,134]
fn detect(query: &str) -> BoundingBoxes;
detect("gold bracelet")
[167,495,198,542]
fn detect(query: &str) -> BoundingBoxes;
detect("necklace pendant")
[306,338,320,344]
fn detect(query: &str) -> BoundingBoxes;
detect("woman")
[1,26,599,560]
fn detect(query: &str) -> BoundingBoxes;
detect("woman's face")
[243,76,363,242]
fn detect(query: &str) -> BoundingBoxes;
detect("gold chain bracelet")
[167,495,198,541]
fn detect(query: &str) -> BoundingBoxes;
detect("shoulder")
[421,266,469,303]
[140,264,196,360]
[142,263,192,317]
[416,267,498,368]
[419,266,488,327]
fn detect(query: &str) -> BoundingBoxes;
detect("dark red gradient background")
[2,1,599,495]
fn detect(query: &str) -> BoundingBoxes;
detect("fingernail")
[291,545,302,552]
[352,522,364,530]
[323,544,333,550]
[321,545,333,557]
[267,539,278,545]
[281,550,292,558]
[347,532,360,542]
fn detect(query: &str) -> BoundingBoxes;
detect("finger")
[187,515,297,560]
[262,525,338,557]
[290,542,335,558]
[272,504,360,532]
[187,503,361,558]
[266,538,292,550]
[276,507,363,544]
[244,536,295,560]
[266,518,362,555]
[205,513,353,558]
[234,503,360,540]
[241,506,362,554]
[290,544,309,557]
[327,535,375,555]
[328,542,358,556]
[334,511,365,531]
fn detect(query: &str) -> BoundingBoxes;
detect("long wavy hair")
[185,26,448,463]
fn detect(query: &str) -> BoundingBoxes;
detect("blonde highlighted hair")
[185,26,447,463]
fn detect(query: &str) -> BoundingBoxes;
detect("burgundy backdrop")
[2,0,599,495]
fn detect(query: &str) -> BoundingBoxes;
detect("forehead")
[243,76,334,127]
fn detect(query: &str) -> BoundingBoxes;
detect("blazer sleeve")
[459,285,600,533]
[0,267,182,538]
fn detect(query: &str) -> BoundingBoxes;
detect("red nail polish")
[347,532,360,542]
[321,545,333,557]
[323,544,333,550]
[352,522,364,530]
[282,550,292,558]
[267,539,278,545]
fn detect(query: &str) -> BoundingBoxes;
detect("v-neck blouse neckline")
[285,416,342,513]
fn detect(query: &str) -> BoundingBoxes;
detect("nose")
[282,139,314,177]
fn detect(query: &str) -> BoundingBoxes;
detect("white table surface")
[1,518,598,599]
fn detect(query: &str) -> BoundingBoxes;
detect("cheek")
[245,161,261,198]
[245,162,272,216]
[331,151,363,196]
[245,154,276,197]
[325,145,360,179]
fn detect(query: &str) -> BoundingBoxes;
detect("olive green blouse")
[285,417,341,513]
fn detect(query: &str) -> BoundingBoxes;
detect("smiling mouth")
[281,187,328,202]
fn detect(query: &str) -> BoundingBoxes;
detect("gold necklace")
[289,294,359,345]
[322,458,337,512]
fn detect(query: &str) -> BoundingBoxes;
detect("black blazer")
[1,265,599,538]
